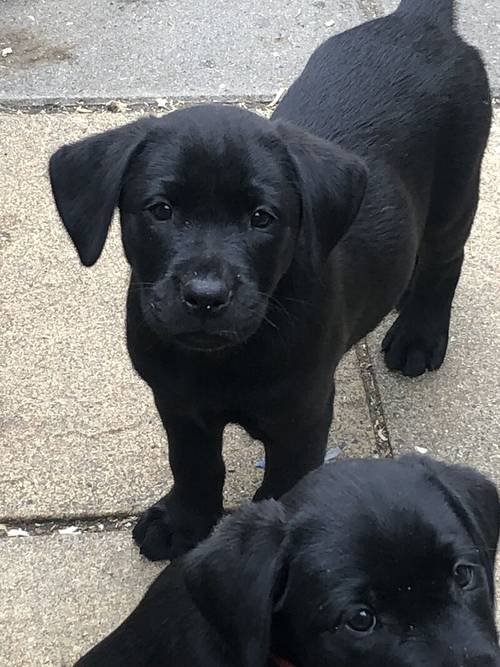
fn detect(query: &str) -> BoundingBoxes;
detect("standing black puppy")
[49,0,492,561]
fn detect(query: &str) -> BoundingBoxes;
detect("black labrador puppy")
[49,0,492,560]
[75,456,500,666]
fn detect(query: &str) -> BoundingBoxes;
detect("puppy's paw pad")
[382,317,448,378]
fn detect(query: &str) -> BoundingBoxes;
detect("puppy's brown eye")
[454,563,475,589]
[250,208,276,229]
[149,202,173,221]
[346,608,376,633]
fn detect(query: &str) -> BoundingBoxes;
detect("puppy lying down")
[76,456,499,666]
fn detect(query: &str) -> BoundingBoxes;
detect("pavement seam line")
[1,96,498,115]
[0,95,274,115]
[355,340,393,458]
[0,508,249,538]
[0,514,139,538]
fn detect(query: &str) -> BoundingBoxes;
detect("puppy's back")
[274,0,491,160]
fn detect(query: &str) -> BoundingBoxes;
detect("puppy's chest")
[157,355,291,417]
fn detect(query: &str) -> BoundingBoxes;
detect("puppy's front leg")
[133,412,225,561]
[254,403,333,501]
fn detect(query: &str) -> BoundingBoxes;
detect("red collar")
[272,657,295,667]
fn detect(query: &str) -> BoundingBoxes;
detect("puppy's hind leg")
[382,161,486,377]
[382,80,492,378]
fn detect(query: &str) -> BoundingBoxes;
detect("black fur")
[49,0,492,561]
[398,0,455,28]
[75,457,500,666]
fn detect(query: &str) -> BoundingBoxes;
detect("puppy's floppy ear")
[275,121,367,261]
[403,455,499,597]
[184,500,287,667]
[49,117,155,267]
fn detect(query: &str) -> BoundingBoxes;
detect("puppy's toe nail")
[384,347,404,371]
[132,520,147,545]
[429,337,447,370]
[403,348,427,377]
[139,524,172,561]
[381,331,393,351]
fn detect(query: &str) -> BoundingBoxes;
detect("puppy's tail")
[396,0,455,29]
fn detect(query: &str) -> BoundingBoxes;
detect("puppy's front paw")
[381,314,449,378]
[133,493,221,561]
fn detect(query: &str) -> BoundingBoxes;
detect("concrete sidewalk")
[0,0,499,664]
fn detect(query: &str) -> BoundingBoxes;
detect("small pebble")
[107,99,127,113]
[58,526,81,535]
[7,528,29,537]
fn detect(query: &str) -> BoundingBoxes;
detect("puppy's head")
[184,457,499,667]
[49,105,366,352]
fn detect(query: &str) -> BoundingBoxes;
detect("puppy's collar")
[272,657,295,667]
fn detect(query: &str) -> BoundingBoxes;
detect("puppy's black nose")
[181,276,232,313]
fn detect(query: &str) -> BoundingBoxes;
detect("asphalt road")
[0,0,498,103]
